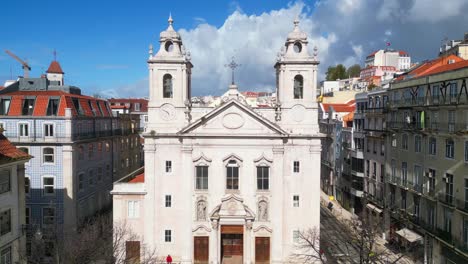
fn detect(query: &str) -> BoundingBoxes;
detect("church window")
[293,195,300,207]
[165,195,172,207]
[164,230,172,242]
[293,75,304,99]
[293,161,300,173]
[196,165,208,190]
[165,161,172,173]
[226,160,239,190]
[293,42,302,53]
[165,41,174,52]
[163,74,173,98]
[257,166,269,190]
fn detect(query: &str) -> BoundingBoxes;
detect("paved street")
[320,192,416,264]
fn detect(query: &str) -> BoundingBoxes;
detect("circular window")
[165,41,174,52]
[293,42,302,53]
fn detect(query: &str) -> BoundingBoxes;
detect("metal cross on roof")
[225,56,241,85]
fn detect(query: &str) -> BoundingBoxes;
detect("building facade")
[0,61,142,260]
[112,17,322,263]
[386,60,468,263]
[0,132,30,264]
[108,98,148,131]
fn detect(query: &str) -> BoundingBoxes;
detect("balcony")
[456,198,468,213]
[435,228,453,245]
[437,193,456,207]
[389,176,401,186]
[390,95,468,108]
[387,121,468,134]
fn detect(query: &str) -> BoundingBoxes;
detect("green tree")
[346,64,361,78]
[326,64,347,81]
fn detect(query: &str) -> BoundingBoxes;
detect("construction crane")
[5,50,31,78]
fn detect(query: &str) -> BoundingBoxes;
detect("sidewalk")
[320,191,415,264]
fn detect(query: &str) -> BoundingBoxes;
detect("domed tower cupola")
[284,18,310,58]
[156,14,184,57]
[274,18,319,110]
[147,15,193,132]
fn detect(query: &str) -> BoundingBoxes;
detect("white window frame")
[164,229,172,243]
[41,176,55,196]
[293,195,300,207]
[0,246,11,264]
[42,147,55,165]
[19,122,29,137]
[42,207,55,226]
[43,123,54,138]
[293,161,300,173]
[0,169,10,195]
[24,175,30,196]
[165,160,172,173]
[127,201,140,218]
[165,195,172,207]
[293,230,300,243]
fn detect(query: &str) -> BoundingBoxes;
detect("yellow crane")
[5,50,31,78]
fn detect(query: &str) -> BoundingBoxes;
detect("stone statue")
[197,200,206,221]
[258,201,268,221]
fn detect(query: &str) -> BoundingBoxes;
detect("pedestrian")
[166,254,173,264]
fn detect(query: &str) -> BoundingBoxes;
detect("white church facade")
[112,16,322,264]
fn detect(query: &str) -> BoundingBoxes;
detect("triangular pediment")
[178,100,287,136]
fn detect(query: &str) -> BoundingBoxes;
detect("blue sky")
[1,0,467,97]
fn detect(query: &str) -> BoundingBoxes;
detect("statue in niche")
[258,201,268,221]
[197,200,207,221]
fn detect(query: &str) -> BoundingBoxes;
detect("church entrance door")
[220,225,243,264]
[194,236,209,264]
[255,237,270,264]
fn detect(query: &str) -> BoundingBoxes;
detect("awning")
[396,228,422,243]
[366,203,383,214]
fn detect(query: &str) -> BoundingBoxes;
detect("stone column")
[244,220,253,264]
[210,220,219,264]
[271,145,284,262]
[181,143,193,262]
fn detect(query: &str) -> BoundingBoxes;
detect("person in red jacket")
[166,254,173,263]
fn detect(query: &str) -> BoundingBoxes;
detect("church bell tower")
[274,18,320,132]
[147,15,193,132]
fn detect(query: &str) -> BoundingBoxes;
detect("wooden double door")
[255,237,270,264]
[194,236,209,264]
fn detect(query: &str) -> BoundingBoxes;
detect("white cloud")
[107,0,468,97]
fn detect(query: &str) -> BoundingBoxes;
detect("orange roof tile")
[46,61,64,74]
[0,133,31,161]
[343,111,355,122]
[129,172,144,183]
[419,60,468,77]
[32,96,49,116]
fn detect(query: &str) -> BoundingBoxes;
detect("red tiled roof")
[395,54,465,81]
[367,50,378,58]
[399,50,408,56]
[343,111,355,122]
[322,103,355,113]
[129,172,144,183]
[0,133,31,161]
[32,96,49,116]
[1,90,111,117]
[110,105,129,109]
[108,98,149,112]
[46,61,64,74]
[419,60,468,77]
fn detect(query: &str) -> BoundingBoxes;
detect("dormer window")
[22,99,35,115]
[0,98,11,115]
[163,74,173,98]
[293,75,303,99]
[46,99,59,116]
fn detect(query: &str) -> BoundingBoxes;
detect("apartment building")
[386,59,468,263]
[0,60,142,260]
[0,131,30,263]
